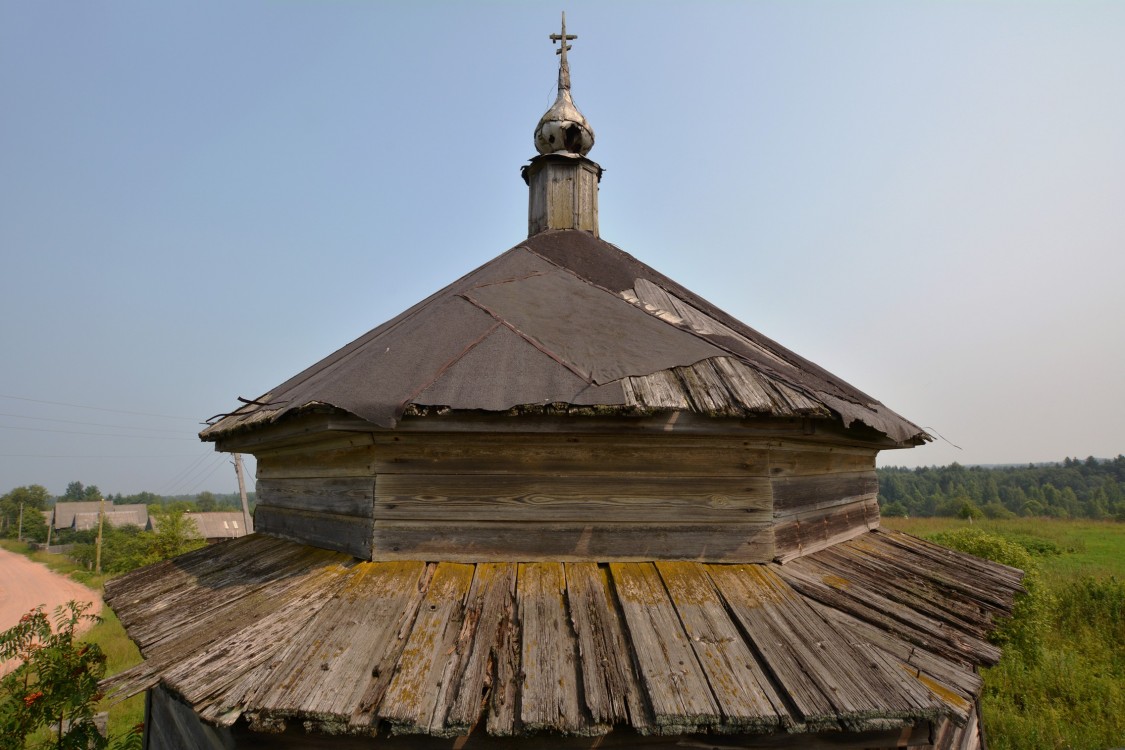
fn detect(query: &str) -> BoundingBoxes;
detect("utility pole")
[94,496,105,574]
[234,453,253,534]
[45,508,53,549]
[17,502,24,542]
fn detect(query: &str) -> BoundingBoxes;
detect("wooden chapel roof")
[201,230,927,446]
[102,528,1020,741]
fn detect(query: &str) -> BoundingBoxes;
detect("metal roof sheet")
[202,231,927,446]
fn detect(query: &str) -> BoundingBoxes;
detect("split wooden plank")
[372,520,775,563]
[609,562,720,730]
[444,563,518,735]
[565,563,650,730]
[706,564,950,731]
[654,561,790,731]
[811,545,997,639]
[517,563,587,733]
[160,560,356,725]
[867,531,1024,608]
[379,563,476,733]
[113,539,346,655]
[374,474,771,523]
[485,578,522,737]
[239,561,429,722]
[102,547,355,701]
[774,562,1001,667]
[809,600,978,718]
[256,477,374,516]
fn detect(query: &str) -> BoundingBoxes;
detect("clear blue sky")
[2,2,1122,496]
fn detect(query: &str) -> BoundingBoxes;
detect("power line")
[170,455,227,496]
[184,456,232,495]
[0,412,190,434]
[0,394,198,421]
[0,424,197,440]
[156,451,215,495]
[0,453,203,458]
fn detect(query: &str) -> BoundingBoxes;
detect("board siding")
[374,474,770,523]
[771,470,879,512]
[257,477,374,516]
[371,520,775,563]
[773,496,880,563]
[255,505,373,559]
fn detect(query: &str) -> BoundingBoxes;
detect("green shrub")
[927,528,1052,657]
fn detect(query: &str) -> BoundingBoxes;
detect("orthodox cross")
[549,12,576,91]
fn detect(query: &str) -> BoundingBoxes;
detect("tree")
[60,483,101,503]
[1,486,52,542]
[147,509,204,562]
[0,601,142,749]
[195,491,217,513]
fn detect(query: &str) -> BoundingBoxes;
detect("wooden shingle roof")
[102,529,1020,740]
[201,230,927,446]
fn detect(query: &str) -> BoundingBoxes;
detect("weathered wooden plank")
[871,530,1025,603]
[367,434,771,476]
[517,563,587,733]
[240,561,429,722]
[485,575,522,737]
[811,545,997,639]
[809,599,981,710]
[766,447,876,477]
[654,561,790,731]
[704,564,838,729]
[444,563,518,734]
[374,474,771,523]
[256,444,379,479]
[372,521,775,563]
[160,561,355,725]
[255,505,373,559]
[609,562,720,729]
[257,477,374,516]
[774,562,1002,667]
[707,564,946,731]
[380,563,475,733]
[565,563,650,730]
[771,471,878,512]
[772,497,878,563]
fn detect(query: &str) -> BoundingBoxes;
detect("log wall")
[252,433,878,563]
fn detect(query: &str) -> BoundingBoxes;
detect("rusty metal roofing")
[201,230,927,446]
[102,529,1020,739]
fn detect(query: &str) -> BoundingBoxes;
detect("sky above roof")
[2,2,1122,496]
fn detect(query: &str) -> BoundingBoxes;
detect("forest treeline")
[878,455,1125,520]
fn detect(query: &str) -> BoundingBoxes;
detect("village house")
[103,17,1022,750]
[148,511,251,544]
[50,501,148,533]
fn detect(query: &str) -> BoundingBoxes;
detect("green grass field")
[883,518,1125,749]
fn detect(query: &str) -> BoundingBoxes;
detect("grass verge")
[1,539,145,741]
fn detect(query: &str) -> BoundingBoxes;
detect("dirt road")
[0,546,103,675]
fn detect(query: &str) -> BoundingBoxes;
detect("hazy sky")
[2,2,1122,496]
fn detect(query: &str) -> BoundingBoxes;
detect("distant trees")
[0,486,51,542]
[878,455,1125,520]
